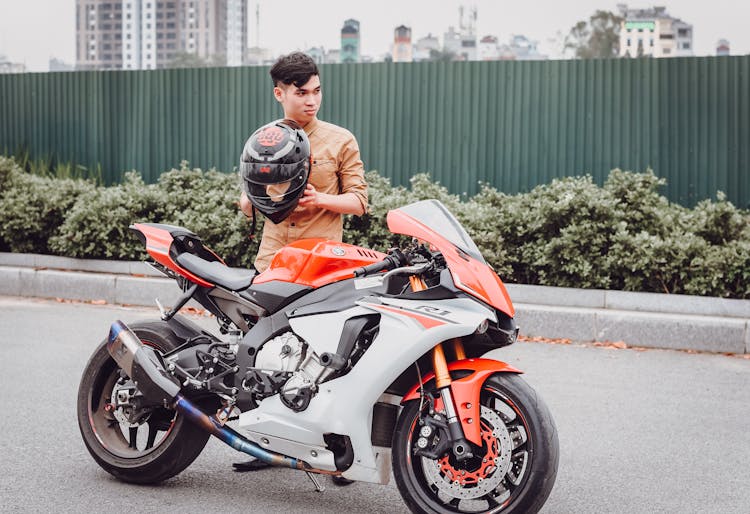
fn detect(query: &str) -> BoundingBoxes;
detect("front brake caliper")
[413,408,452,460]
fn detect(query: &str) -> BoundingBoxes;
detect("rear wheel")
[77,321,213,484]
[393,373,559,514]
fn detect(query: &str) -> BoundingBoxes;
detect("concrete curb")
[1,252,748,354]
[0,252,163,277]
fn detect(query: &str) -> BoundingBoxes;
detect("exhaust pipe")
[172,394,315,470]
[107,320,181,405]
[106,321,329,473]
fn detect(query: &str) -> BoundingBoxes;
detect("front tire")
[393,373,559,514]
[77,321,213,484]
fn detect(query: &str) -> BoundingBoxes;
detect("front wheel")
[77,321,215,484]
[393,373,559,514]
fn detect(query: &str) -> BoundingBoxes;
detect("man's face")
[273,74,321,126]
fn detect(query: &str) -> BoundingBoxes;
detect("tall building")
[326,49,341,64]
[340,19,360,63]
[443,27,462,58]
[478,35,499,61]
[76,1,124,70]
[76,0,247,71]
[244,46,273,66]
[716,39,730,56]
[0,56,26,74]
[442,6,477,61]
[617,4,693,58]
[507,35,546,60]
[306,47,326,65]
[392,25,412,62]
[413,34,440,62]
[457,5,477,61]
[49,58,75,72]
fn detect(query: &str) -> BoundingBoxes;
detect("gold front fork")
[412,271,473,460]
[432,338,466,389]
[411,273,468,386]
[432,342,452,389]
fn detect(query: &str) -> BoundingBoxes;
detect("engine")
[243,332,336,412]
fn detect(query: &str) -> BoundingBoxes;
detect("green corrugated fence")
[1,57,748,207]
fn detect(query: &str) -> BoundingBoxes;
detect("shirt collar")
[304,117,320,137]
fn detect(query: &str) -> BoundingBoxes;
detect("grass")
[6,147,103,184]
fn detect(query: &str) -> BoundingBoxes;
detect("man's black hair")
[270,52,319,88]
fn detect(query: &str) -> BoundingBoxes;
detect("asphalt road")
[0,296,748,513]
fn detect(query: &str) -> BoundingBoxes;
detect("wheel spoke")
[128,426,139,449]
[492,398,516,423]
[485,494,500,508]
[145,423,159,450]
[510,425,527,450]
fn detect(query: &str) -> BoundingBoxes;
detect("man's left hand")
[298,183,319,208]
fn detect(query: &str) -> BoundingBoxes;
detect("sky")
[0,0,747,71]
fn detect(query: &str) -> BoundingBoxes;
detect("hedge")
[1,155,749,299]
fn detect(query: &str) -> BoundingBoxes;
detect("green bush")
[49,172,163,259]
[0,157,96,253]
[2,154,750,299]
[155,163,258,268]
[468,176,619,288]
[344,172,458,251]
[47,163,258,266]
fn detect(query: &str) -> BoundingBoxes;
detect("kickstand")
[305,471,326,493]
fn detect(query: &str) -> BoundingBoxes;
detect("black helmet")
[240,120,311,224]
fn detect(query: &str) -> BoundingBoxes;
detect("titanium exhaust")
[107,320,181,405]
[106,320,331,473]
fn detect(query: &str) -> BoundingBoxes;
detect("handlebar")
[353,251,405,277]
[353,255,398,277]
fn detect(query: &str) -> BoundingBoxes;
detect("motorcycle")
[77,199,559,514]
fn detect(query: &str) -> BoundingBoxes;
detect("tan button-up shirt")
[254,118,368,272]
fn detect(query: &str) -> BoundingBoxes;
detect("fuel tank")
[253,239,387,288]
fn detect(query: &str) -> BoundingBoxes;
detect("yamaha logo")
[331,247,346,256]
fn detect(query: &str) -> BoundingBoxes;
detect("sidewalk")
[1,252,748,354]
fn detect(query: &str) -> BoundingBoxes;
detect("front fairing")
[386,200,514,317]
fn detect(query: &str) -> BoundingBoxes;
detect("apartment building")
[76,1,124,70]
[618,4,693,58]
[392,25,413,62]
[76,0,247,70]
[341,19,360,64]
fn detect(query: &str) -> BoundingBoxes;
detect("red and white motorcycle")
[77,199,559,513]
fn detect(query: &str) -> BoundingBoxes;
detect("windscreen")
[397,200,485,263]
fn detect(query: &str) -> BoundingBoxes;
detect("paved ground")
[1,296,749,513]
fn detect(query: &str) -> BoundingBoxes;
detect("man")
[235,52,368,485]
[239,51,368,273]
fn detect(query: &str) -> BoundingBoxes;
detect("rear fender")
[130,223,214,288]
[401,358,522,447]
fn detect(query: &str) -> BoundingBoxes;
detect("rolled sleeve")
[337,135,368,212]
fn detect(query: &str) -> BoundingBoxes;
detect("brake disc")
[421,405,513,500]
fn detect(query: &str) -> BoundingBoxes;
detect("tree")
[564,10,623,59]
[427,49,457,62]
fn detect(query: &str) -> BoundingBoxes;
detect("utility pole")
[255,1,260,48]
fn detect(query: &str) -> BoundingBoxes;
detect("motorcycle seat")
[175,253,256,291]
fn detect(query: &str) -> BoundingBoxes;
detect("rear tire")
[393,373,559,514]
[77,321,213,484]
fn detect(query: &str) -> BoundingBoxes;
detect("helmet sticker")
[257,126,285,147]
